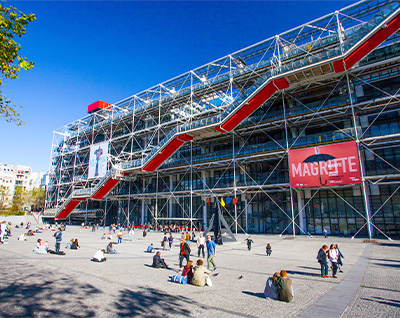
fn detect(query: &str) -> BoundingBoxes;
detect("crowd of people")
[1,219,351,304]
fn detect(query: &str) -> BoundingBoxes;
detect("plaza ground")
[0,217,399,317]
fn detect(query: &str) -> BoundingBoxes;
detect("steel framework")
[44,0,400,239]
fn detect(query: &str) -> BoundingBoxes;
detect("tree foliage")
[0,185,9,210]
[0,186,45,214]
[0,1,35,125]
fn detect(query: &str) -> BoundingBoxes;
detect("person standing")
[206,235,217,271]
[117,230,123,244]
[168,233,174,250]
[129,227,134,241]
[335,244,344,272]
[197,233,206,258]
[266,243,272,256]
[328,244,339,278]
[162,233,168,250]
[317,245,329,278]
[143,229,147,240]
[53,228,62,253]
[245,236,254,251]
[323,228,328,238]
[179,238,191,269]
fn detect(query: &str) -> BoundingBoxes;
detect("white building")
[0,163,45,207]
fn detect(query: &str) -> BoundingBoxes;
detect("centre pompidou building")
[44,0,400,239]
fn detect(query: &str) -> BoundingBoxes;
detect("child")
[266,243,272,256]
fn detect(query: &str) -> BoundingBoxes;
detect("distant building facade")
[0,163,45,207]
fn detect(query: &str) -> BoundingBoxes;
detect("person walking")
[117,230,123,244]
[179,238,191,269]
[168,233,174,250]
[317,245,329,278]
[245,236,254,251]
[323,228,328,238]
[206,235,217,271]
[143,229,147,240]
[328,244,339,278]
[53,228,62,253]
[197,233,206,258]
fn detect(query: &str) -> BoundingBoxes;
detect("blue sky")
[1,0,354,172]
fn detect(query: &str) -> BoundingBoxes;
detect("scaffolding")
[44,0,400,238]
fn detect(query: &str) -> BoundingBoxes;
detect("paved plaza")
[0,218,399,317]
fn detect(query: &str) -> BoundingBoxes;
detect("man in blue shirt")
[147,243,154,253]
[206,235,217,271]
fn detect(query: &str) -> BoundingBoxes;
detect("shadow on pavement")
[242,291,266,299]
[372,262,400,269]
[112,287,192,317]
[361,297,400,308]
[0,262,101,317]
[286,270,321,277]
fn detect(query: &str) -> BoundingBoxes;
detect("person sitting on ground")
[152,251,169,269]
[277,270,294,302]
[92,249,106,262]
[35,239,49,254]
[101,233,106,239]
[71,239,80,250]
[146,243,154,253]
[192,259,211,287]
[266,243,272,256]
[106,242,119,254]
[34,238,42,252]
[27,230,34,236]
[66,239,74,249]
[108,232,113,240]
[182,260,194,284]
[18,233,27,241]
[264,272,280,300]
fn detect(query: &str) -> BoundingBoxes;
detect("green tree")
[10,185,24,212]
[0,185,9,211]
[26,187,45,211]
[0,1,35,125]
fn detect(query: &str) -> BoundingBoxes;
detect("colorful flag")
[232,197,239,205]
[221,198,226,207]
[226,197,232,204]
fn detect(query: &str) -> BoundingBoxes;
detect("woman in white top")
[328,244,339,278]
[197,233,206,258]
[92,249,106,262]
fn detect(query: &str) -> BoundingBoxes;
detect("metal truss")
[45,0,400,239]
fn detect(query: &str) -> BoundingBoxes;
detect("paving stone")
[0,223,398,317]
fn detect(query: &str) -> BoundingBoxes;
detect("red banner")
[289,141,361,188]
